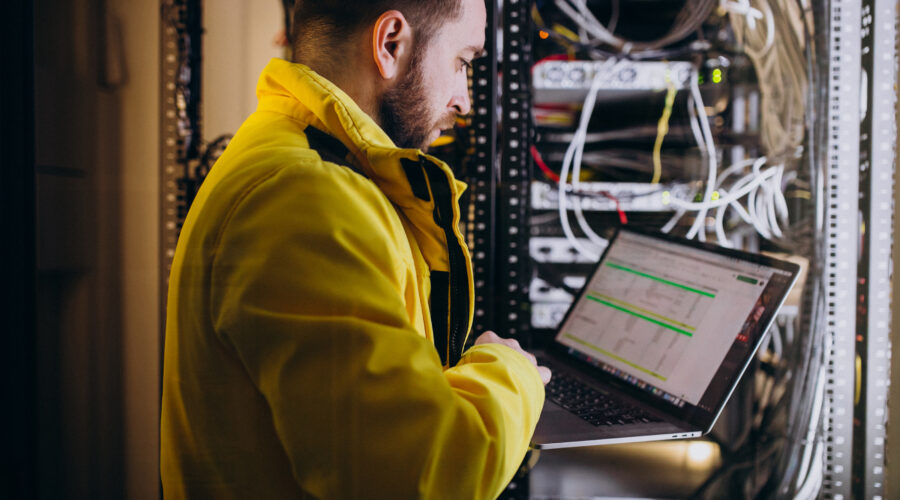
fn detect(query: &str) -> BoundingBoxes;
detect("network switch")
[533,60,693,103]
[530,236,604,263]
[531,181,690,212]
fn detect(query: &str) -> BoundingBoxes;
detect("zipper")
[420,156,471,367]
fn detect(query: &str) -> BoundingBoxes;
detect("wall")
[113,1,282,497]
[203,0,284,140]
[114,0,160,498]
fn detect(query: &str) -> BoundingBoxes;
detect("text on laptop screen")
[556,230,792,407]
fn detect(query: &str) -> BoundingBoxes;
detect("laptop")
[532,226,800,449]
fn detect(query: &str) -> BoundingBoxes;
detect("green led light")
[662,191,671,204]
[712,68,723,83]
[711,190,720,201]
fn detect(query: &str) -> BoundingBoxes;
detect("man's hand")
[474,331,552,385]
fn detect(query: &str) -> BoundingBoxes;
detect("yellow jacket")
[161,58,544,499]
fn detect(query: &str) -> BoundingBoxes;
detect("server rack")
[469,0,897,497]
[159,0,897,497]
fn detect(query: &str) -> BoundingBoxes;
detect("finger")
[502,339,522,353]
[537,366,552,385]
[474,331,498,345]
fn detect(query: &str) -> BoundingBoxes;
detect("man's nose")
[449,78,472,116]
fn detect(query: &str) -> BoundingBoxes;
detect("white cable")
[714,189,732,247]
[558,66,610,260]
[785,313,795,344]
[715,157,760,187]
[770,321,783,359]
[661,207,687,233]
[554,0,620,46]
[571,59,624,250]
[721,0,775,52]
[685,67,718,240]
[794,363,826,497]
[794,439,823,500]
[673,160,793,243]
[669,164,777,210]
[750,156,780,237]
[773,164,790,221]
[569,68,606,248]
[724,166,764,223]
[662,81,709,236]
[712,157,764,244]
[687,94,707,157]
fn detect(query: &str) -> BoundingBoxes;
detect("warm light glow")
[687,441,715,465]
[539,30,550,39]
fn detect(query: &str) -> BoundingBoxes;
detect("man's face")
[380,0,487,150]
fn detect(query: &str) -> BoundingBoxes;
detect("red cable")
[601,191,629,225]
[530,145,628,225]
[530,145,560,182]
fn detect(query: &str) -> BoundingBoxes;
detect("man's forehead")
[453,0,487,50]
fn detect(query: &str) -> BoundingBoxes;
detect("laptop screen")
[555,228,797,416]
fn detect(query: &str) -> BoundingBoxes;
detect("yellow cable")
[531,5,545,26]
[552,23,581,43]
[652,74,678,184]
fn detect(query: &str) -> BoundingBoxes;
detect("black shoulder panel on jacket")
[304,125,368,179]
[400,158,432,202]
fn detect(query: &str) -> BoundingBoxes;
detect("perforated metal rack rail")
[853,0,895,497]
[497,0,534,341]
[160,0,203,345]
[823,0,895,497]
[468,0,499,338]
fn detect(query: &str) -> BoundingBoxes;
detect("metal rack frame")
[497,0,536,342]
[468,0,500,337]
[159,0,204,347]
[822,0,895,497]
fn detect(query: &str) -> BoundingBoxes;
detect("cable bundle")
[552,0,717,53]
[724,0,808,160]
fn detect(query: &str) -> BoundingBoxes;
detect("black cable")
[689,434,785,499]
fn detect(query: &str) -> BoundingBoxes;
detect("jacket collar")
[254,58,468,273]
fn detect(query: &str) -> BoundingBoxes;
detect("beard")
[379,49,442,151]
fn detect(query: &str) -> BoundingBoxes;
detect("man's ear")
[372,10,412,81]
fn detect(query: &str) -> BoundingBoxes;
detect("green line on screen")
[605,262,716,298]
[586,295,694,337]
[563,333,667,381]
[591,294,696,331]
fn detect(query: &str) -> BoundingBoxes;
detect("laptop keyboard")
[546,370,663,427]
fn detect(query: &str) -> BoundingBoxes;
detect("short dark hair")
[289,0,463,72]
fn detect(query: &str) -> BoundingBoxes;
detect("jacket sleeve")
[209,166,545,499]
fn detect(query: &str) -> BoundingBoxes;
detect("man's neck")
[297,51,382,129]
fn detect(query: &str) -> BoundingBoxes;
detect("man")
[161,0,551,497]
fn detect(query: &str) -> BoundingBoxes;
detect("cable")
[727,0,808,160]
[607,0,620,34]
[551,0,718,54]
[720,0,775,51]
[531,145,560,182]
[685,66,718,241]
[569,59,630,244]
[662,81,706,237]
[557,64,609,260]
[651,74,678,184]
